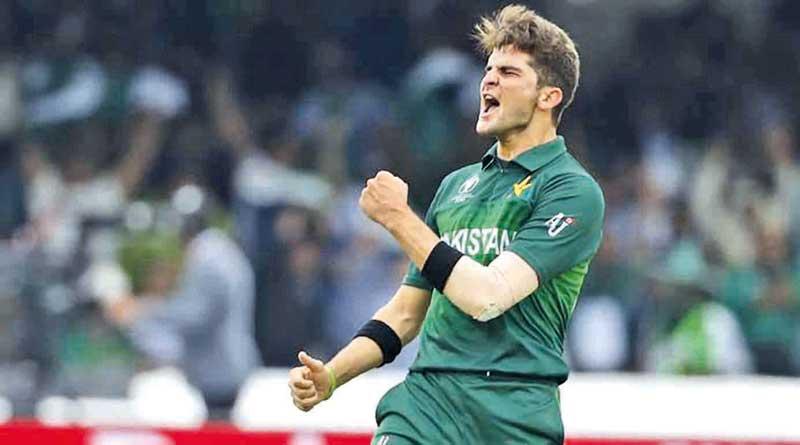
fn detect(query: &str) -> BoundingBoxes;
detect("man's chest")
[433,170,541,261]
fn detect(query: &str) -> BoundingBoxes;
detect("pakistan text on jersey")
[440,228,517,256]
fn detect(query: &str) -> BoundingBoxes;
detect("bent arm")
[385,212,538,321]
[444,251,539,320]
[325,284,431,387]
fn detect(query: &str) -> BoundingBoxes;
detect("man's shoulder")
[432,162,483,198]
[544,153,602,192]
[443,162,483,184]
[535,156,605,218]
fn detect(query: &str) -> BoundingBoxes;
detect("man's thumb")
[298,351,325,372]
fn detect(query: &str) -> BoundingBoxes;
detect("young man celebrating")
[288,5,604,444]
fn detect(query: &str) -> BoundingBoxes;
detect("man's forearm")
[383,209,538,321]
[325,337,383,388]
[325,285,429,387]
[325,314,419,388]
[358,172,534,322]
[384,209,441,269]
[383,209,491,318]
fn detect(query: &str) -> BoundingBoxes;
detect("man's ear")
[537,87,563,112]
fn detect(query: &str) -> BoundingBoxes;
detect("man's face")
[476,46,541,137]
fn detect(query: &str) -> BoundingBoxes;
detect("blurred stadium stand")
[1,0,800,442]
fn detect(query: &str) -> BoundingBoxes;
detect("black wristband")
[355,319,402,367]
[421,241,463,293]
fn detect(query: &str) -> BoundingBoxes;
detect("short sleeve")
[401,183,448,291]
[507,174,605,284]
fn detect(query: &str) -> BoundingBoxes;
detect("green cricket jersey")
[403,136,604,383]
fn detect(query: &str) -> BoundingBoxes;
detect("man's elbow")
[453,286,507,322]
[467,300,504,322]
[457,274,538,322]
[443,253,540,322]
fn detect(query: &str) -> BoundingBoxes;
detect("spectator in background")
[325,189,414,368]
[762,122,800,247]
[643,240,753,375]
[743,223,800,375]
[96,184,260,416]
[568,230,636,372]
[401,32,484,206]
[292,39,398,185]
[19,44,187,268]
[18,112,170,273]
[206,68,333,252]
[259,205,333,365]
[207,68,334,364]
[21,7,105,129]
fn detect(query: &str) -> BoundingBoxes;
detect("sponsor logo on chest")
[440,228,516,256]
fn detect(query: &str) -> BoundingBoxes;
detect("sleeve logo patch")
[545,212,574,237]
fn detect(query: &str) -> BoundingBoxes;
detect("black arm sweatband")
[421,240,464,293]
[355,319,402,367]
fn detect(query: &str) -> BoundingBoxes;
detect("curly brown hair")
[473,4,580,125]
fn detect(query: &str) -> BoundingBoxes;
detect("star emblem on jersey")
[513,175,533,197]
[544,212,574,237]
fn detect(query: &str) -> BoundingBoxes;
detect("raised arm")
[358,170,603,322]
[356,171,539,321]
[205,69,257,156]
[115,112,167,195]
[288,284,431,411]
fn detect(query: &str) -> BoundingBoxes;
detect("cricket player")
[288,5,604,444]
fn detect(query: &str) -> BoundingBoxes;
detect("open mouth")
[482,94,500,114]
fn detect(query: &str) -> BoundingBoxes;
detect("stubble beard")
[477,111,532,142]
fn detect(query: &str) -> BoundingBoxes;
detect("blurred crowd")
[0,0,799,415]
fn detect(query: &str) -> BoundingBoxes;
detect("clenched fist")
[288,351,333,412]
[359,170,410,227]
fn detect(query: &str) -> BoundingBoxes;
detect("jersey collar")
[481,136,567,172]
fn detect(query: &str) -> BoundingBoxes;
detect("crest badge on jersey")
[544,212,574,237]
[459,175,480,194]
[453,175,480,203]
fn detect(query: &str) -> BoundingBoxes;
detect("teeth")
[482,94,499,113]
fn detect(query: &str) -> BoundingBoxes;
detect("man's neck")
[496,120,557,161]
